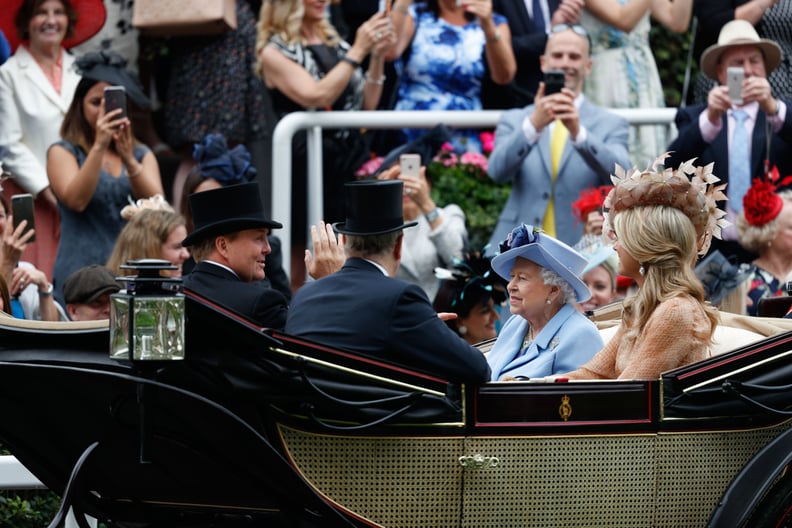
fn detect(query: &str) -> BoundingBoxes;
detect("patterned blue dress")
[51,140,149,303]
[395,4,508,152]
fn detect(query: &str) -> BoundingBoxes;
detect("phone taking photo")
[400,153,421,180]
[103,85,127,119]
[11,193,35,243]
[727,67,744,105]
[543,70,565,95]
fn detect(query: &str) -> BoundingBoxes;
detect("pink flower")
[355,156,384,178]
[460,152,488,172]
[440,142,455,153]
[480,131,495,154]
[442,153,459,167]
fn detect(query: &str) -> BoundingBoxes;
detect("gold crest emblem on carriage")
[559,394,572,421]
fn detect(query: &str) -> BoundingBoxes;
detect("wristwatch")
[425,208,440,223]
[38,283,54,297]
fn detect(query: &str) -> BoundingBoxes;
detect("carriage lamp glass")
[109,259,185,361]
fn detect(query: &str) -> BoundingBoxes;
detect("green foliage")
[0,491,61,528]
[428,160,509,251]
[650,21,697,107]
[0,443,61,527]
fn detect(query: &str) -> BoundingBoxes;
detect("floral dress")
[395,4,508,152]
[745,264,787,316]
[579,7,666,168]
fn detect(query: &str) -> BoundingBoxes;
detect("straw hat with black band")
[699,19,782,81]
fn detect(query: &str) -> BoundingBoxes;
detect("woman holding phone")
[387,0,516,152]
[46,51,162,304]
[0,0,106,278]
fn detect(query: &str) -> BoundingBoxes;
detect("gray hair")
[344,231,402,258]
[540,267,577,304]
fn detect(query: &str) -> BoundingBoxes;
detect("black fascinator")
[74,51,150,109]
[433,250,507,314]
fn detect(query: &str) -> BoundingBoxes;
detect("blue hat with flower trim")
[492,224,591,303]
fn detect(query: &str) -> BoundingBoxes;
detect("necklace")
[521,327,535,349]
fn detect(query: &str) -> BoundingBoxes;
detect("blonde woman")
[107,207,189,278]
[558,158,724,380]
[255,0,394,232]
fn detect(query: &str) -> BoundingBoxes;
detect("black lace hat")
[74,50,150,108]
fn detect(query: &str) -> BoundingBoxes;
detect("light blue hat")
[582,245,619,280]
[492,224,591,303]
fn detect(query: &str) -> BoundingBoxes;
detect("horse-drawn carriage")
[0,291,791,527]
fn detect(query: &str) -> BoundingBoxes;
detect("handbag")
[132,0,237,36]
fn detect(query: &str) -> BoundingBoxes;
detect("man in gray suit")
[486,24,630,249]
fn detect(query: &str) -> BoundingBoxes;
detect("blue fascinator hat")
[491,224,591,303]
[694,250,751,306]
[192,133,256,186]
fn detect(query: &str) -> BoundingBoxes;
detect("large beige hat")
[700,20,782,80]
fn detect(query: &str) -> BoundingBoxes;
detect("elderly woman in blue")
[486,225,603,381]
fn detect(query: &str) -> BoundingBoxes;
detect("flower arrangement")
[354,130,509,251]
[427,131,509,250]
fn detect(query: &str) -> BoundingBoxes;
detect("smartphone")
[727,67,744,105]
[11,193,35,243]
[400,153,421,180]
[103,85,127,119]
[544,70,565,95]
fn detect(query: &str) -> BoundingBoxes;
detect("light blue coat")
[486,98,630,248]
[487,304,603,381]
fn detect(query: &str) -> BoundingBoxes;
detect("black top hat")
[182,182,282,246]
[333,180,418,236]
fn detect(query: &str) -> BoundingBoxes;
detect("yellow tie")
[543,120,568,237]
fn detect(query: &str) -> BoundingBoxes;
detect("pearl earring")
[458,325,468,335]
[639,264,645,276]
[546,299,552,304]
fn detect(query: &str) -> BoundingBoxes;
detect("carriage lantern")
[109,259,185,361]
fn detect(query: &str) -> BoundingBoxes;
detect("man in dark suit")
[667,20,792,263]
[285,180,490,384]
[483,0,584,109]
[182,182,289,329]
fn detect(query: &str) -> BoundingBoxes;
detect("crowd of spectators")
[1,0,792,385]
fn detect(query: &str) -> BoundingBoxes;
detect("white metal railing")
[0,455,45,489]
[271,108,677,278]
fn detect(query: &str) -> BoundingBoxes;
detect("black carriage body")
[0,293,790,527]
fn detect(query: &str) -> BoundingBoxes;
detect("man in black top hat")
[285,180,491,384]
[181,181,289,329]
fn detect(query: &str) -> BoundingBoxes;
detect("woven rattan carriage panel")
[279,422,791,528]
[653,424,791,527]
[278,425,465,527]
[461,435,656,527]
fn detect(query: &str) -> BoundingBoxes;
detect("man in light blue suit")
[486,24,630,250]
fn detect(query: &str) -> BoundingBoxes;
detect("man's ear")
[393,233,404,261]
[66,304,78,320]
[215,235,228,258]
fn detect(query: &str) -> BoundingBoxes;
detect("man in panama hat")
[667,19,792,264]
[285,180,490,384]
[182,181,289,329]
